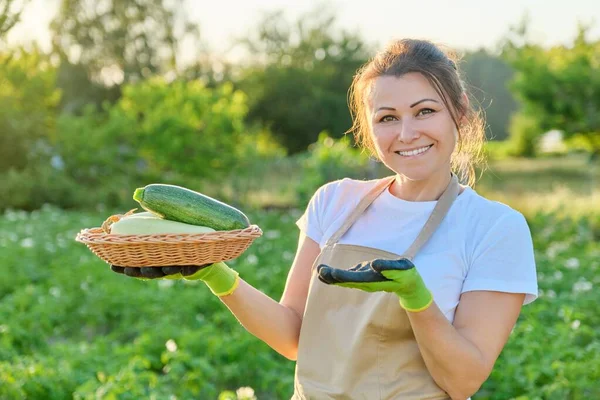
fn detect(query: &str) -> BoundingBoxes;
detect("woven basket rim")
[75,224,262,244]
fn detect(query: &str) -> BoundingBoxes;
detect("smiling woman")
[291,39,536,400]
[348,39,486,195]
[109,38,538,400]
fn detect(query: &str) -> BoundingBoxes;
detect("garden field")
[1,155,599,399]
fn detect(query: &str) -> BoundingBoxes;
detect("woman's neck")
[389,172,455,202]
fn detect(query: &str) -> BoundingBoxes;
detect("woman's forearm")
[219,278,302,361]
[407,304,488,399]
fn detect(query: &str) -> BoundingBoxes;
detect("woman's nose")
[396,121,420,142]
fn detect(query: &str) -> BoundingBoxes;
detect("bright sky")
[7,0,600,63]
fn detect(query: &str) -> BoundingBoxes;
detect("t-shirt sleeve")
[295,183,331,245]
[462,211,538,305]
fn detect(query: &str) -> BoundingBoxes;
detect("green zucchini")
[133,184,250,231]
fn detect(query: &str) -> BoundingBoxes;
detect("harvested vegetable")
[133,184,250,231]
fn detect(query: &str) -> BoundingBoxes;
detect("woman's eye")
[417,108,435,116]
[380,115,396,122]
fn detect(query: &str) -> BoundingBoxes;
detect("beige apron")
[293,174,460,400]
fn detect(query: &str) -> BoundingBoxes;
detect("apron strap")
[402,174,459,261]
[325,174,460,260]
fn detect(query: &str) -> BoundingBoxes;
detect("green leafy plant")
[296,132,373,205]
[2,188,598,398]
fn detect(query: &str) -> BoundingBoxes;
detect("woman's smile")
[395,144,434,158]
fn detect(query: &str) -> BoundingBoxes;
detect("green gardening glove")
[317,258,433,312]
[110,262,240,297]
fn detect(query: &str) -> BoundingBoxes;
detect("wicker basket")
[75,225,263,267]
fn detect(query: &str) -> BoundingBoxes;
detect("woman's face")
[367,72,458,182]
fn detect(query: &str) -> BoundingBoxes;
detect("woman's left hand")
[317,258,433,312]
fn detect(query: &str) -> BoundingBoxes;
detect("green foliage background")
[1,204,599,398]
[1,1,600,398]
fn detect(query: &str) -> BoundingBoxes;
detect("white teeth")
[397,145,431,156]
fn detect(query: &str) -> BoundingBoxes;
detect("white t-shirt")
[296,177,539,323]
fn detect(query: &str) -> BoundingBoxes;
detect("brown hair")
[346,38,486,186]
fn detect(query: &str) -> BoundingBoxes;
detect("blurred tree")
[502,20,600,157]
[0,0,27,39]
[0,46,60,172]
[55,59,122,114]
[234,6,373,153]
[50,0,199,83]
[50,0,201,113]
[54,79,247,181]
[462,49,518,141]
[50,77,284,207]
[178,51,237,89]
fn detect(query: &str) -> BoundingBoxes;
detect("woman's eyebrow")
[410,98,439,108]
[375,99,440,113]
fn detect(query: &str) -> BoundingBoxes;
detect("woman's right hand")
[110,262,240,297]
[110,264,208,279]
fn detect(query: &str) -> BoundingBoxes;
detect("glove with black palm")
[110,262,239,297]
[317,258,433,312]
